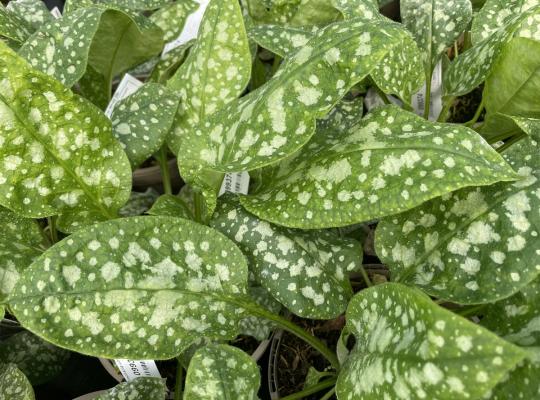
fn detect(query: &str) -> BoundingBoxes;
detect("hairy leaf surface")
[0,363,34,400]
[95,377,167,400]
[10,217,248,359]
[336,283,526,400]
[0,43,131,223]
[211,197,362,318]
[184,344,260,400]
[241,106,517,229]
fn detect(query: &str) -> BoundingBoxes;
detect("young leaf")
[180,18,423,174]
[6,0,53,31]
[0,42,131,223]
[336,283,527,400]
[210,197,362,318]
[95,377,167,400]
[239,286,280,340]
[0,363,34,400]
[0,331,71,385]
[401,0,472,76]
[110,83,178,168]
[10,216,249,359]
[481,38,540,141]
[240,105,518,229]
[184,344,260,400]
[149,0,198,42]
[0,209,43,303]
[376,129,540,304]
[147,194,194,220]
[0,5,32,44]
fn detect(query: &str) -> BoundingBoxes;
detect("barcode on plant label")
[219,172,250,196]
[412,61,443,121]
[114,359,161,381]
[50,7,62,19]
[104,74,143,118]
[162,0,211,56]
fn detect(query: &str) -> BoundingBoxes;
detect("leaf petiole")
[280,377,337,400]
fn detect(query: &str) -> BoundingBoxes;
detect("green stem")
[37,221,52,248]
[174,359,183,400]
[458,304,486,317]
[465,97,485,127]
[453,40,459,59]
[280,378,337,400]
[320,387,337,400]
[235,299,340,370]
[437,96,455,122]
[359,265,373,287]
[193,191,204,223]
[271,55,282,76]
[155,146,172,195]
[48,216,59,244]
[423,69,433,120]
[496,133,526,153]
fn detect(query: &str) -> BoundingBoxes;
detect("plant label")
[114,359,161,381]
[105,74,143,118]
[412,61,443,121]
[219,172,250,196]
[50,7,62,19]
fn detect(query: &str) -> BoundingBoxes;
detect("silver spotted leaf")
[147,194,194,220]
[0,363,34,400]
[245,0,340,27]
[376,122,540,304]
[6,0,53,32]
[0,208,43,303]
[335,283,527,400]
[179,18,423,174]
[0,330,71,385]
[149,0,198,42]
[184,344,260,400]
[93,0,174,10]
[481,38,540,141]
[111,83,178,168]
[10,216,248,359]
[0,43,131,224]
[148,40,193,83]
[401,0,472,75]
[63,0,94,14]
[239,286,280,341]
[210,197,362,318]
[95,377,167,400]
[0,5,32,44]
[488,360,540,400]
[331,0,382,20]
[240,105,518,229]
[248,24,314,57]
[471,0,539,43]
[18,7,103,87]
[118,188,160,217]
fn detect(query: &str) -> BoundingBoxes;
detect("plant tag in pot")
[411,61,443,121]
[50,7,62,19]
[219,172,250,196]
[114,359,161,381]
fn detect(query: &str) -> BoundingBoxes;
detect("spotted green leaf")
[6,0,53,31]
[240,105,518,229]
[147,194,194,220]
[488,360,540,400]
[248,24,314,57]
[376,125,540,304]
[10,216,248,359]
[148,40,193,83]
[180,19,422,174]
[111,83,178,168]
[18,7,103,87]
[184,344,260,400]
[96,0,174,10]
[210,197,362,318]
[401,0,472,76]
[331,0,382,20]
[118,188,160,217]
[0,209,43,303]
[0,363,34,400]
[149,0,198,42]
[0,331,71,385]
[0,43,131,224]
[336,283,527,400]
[471,0,539,43]
[64,0,94,14]
[0,5,32,44]
[239,286,280,340]
[95,377,167,400]
[481,38,540,141]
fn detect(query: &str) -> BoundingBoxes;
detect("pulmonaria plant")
[0,0,539,399]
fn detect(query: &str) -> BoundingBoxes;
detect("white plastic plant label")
[104,74,143,118]
[412,61,443,121]
[219,172,250,196]
[114,359,161,381]
[50,7,62,19]
[162,0,211,56]
[364,87,403,112]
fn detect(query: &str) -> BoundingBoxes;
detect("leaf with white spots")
[0,331,71,385]
[18,7,103,87]
[401,0,472,76]
[239,286,280,340]
[149,0,198,42]
[488,360,540,400]
[147,194,194,220]
[249,24,314,58]
[95,377,167,400]
[444,6,540,97]
[6,0,53,31]
[63,0,94,14]
[0,5,32,45]
[0,363,34,400]
[240,105,518,229]
[210,197,362,318]
[111,83,178,168]
[336,283,527,400]
[10,216,249,359]
[118,188,160,217]
[331,0,382,20]
[179,18,423,174]
[148,40,193,83]
[0,42,131,225]
[184,344,260,400]
[481,38,540,141]
[0,209,43,303]
[93,0,175,10]
[376,130,540,304]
